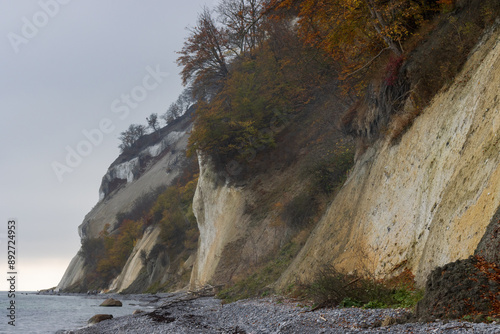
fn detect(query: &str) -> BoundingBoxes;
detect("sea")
[0,291,154,333]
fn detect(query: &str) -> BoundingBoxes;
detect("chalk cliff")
[58,16,500,296]
[189,153,296,289]
[57,114,193,292]
[277,24,500,287]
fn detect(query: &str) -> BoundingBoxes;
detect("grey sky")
[0,0,212,291]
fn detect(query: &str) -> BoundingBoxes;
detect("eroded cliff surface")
[278,25,500,287]
[108,225,161,292]
[189,154,296,289]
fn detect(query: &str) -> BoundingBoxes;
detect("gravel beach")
[62,292,500,334]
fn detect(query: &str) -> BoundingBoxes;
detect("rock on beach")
[88,314,113,324]
[99,298,122,307]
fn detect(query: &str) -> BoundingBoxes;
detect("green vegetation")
[268,0,434,78]
[280,192,317,230]
[217,251,423,309]
[150,174,199,253]
[76,0,500,299]
[78,218,145,290]
[187,38,333,164]
[180,0,435,158]
[181,1,337,165]
[301,266,423,310]
[404,0,500,107]
[79,238,107,290]
[217,242,301,303]
[416,255,500,321]
[123,160,199,293]
[311,145,354,195]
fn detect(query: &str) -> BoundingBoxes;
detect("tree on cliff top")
[146,113,160,133]
[177,7,230,99]
[119,124,146,152]
[216,0,266,56]
[177,2,270,100]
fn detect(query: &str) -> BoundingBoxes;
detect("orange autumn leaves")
[179,0,439,162]
[267,0,433,76]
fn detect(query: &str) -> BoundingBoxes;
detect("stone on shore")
[88,314,113,324]
[100,298,122,307]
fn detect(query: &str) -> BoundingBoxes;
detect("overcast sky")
[0,0,214,291]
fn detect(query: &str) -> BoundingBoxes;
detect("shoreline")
[37,290,173,302]
[55,293,499,334]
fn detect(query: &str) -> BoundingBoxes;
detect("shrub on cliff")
[181,2,335,165]
[302,266,423,310]
[187,40,330,164]
[311,148,354,195]
[96,219,144,284]
[149,175,199,252]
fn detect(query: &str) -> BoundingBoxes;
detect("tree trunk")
[365,0,402,56]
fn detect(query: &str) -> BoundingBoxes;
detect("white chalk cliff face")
[189,154,247,288]
[189,153,292,289]
[57,117,192,292]
[57,254,86,292]
[108,226,161,292]
[98,131,186,201]
[278,26,500,287]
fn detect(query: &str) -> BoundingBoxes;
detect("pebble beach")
[61,292,500,334]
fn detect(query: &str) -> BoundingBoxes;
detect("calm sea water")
[0,292,153,333]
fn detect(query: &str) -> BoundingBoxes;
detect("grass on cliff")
[217,242,301,303]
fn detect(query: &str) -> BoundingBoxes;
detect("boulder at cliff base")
[100,298,123,307]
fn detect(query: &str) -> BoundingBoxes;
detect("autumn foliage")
[181,2,336,163]
[416,255,500,321]
[473,256,500,318]
[176,0,444,165]
[96,219,144,283]
[266,0,436,78]
[187,43,318,160]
